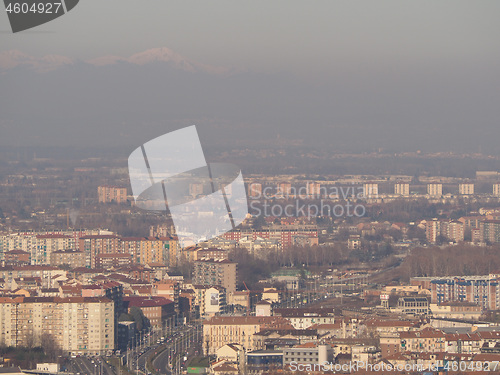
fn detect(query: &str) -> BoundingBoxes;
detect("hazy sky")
[1,1,500,155]
[2,1,500,78]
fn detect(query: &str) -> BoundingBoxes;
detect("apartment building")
[50,250,86,268]
[222,225,318,249]
[4,250,30,264]
[494,183,500,197]
[230,291,250,311]
[139,237,173,265]
[459,216,484,230]
[386,328,500,357]
[34,234,75,265]
[95,253,132,269]
[430,302,482,320]
[425,219,441,243]
[427,183,443,197]
[440,221,465,243]
[363,183,379,199]
[97,185,127,204]
[0,265,66,288]
[400,327,446,353]
[459,183,475,195]
[480,220,500,243]
[128,236,178,267]
[248,183,263,198]
[425,219,464,243]
[154,280,180,316]
[197,248,230,261]
[0,230,97,264]
[430,276,500,309]
[79,235,121,268]
[2,231,180,267]
[306,182,322,198]
[123,296,175,333]
[204,286,226,317]
[121,237,143,264]
[165,237,179,267]
[179,246,230,263]
[82,280,124,344]
[191,285,227,318]
[394,183,410,196]
[193,259,237,295]
[0,296,114,355]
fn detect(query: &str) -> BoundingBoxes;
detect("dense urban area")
[3,152,500,374]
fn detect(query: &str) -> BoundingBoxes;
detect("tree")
[24,330,37,350]
[129,306,149,332]
[41,333,61,361]
[118,312,134,322]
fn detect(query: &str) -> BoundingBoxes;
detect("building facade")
[97,186,127,204]
[193,259,237,295]
[459,183,475,195]
[394,183,410,196]
[0,296,114,355]
[427,184,443,197]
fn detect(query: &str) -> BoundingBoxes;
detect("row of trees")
[0,332,61,369]
[401,244,500,279]
[228,243,394,289]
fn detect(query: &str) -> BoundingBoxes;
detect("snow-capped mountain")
[0,47,228,74]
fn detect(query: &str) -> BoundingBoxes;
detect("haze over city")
[1,1,500,155]
[2,1,500,375]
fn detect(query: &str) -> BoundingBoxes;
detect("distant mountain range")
[0,47,229,74]
[1,47,499,155]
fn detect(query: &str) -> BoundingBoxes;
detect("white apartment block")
[306,182,322,198]
[427,184,443,197]
[394,183,410,196]
[363,183,379,199]
[493,183,500,197]
[459,183,474,195]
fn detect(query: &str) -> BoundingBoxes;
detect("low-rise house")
[216,343,244,363]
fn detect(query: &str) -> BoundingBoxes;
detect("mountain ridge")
[0,47,229,74]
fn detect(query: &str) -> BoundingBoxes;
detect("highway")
[121,323,201,375]
[151,324,202,375]
[67,356,114,375]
